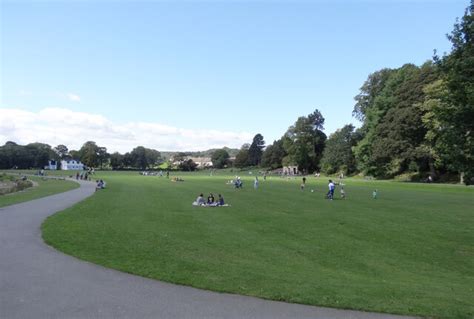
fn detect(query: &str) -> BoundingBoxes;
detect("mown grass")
[0,174,79,208]
[42,171,474,318]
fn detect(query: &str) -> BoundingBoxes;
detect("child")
[372,189,378,199]
[340,186,345,199]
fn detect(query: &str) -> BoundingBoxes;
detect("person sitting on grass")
[95,180,105,191]
[192,193,206,206]
[217,194,225,206]
[207,193,215,205]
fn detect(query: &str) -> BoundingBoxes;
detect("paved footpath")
[0,180,417,319]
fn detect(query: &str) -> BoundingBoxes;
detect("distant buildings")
[187,157,213,168]
[171,156,213,169]
[60,159,84,170]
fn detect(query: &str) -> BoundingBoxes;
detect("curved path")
[0,180,416,319]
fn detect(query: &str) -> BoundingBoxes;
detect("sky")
[0,0,469,153]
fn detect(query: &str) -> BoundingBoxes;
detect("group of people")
[193,193,227,207]
[76,171,91,181]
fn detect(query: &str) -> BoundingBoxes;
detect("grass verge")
[0,174,79,208]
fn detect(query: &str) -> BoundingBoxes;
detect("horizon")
[0,0,468,153]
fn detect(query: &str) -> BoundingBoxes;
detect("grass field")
[0,174,79,208]
[42,171,473,318]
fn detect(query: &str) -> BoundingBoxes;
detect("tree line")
[0,141,162,171]
[1,2,472,183]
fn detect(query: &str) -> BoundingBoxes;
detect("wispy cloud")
[67,93,81,102]
[0,107,253,153]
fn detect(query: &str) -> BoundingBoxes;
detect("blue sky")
[0,0,468,152]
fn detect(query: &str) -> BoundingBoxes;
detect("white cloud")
[0,107,253,153]
[67,93,81,102]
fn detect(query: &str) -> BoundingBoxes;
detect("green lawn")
[0,174,79,208]
[42,171,473,318]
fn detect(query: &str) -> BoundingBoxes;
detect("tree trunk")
[460,171,465,184]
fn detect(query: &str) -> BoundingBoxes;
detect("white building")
[45,160,58,170]
[61,160,84,170]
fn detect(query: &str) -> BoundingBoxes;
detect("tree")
[0,142,28,169]
[248,134,265,166]
[434,1,474,184]
[122,152,134,168]
[352,63,438,177]
[145,148,161,168]
[320,124,359,175]
[79,141,100,168]
[69,150,80,160]
[284,109,327,173]
[179,159,197,171]
[234,144,250,168]
[53,144,69,159]
[109,152,124,170]
[24,143,55,168]
[261,139,287,169]
[211,149,230,169]
[97,147,109,169]
[353,68,395,121]
[128,146,161,170]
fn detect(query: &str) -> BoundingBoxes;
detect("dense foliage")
[211,149,230,169]
[350,2,473,183]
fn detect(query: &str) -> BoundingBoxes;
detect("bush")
[0,176,33,195]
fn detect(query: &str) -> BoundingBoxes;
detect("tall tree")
[97,147,109,169]
[131,146,147,170]
[79,141,100,168]
[284,109,326,173]
[248,134,265,166]
[353,63,438,177]
[434,1,474,184]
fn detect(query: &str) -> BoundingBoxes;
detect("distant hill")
[160,147,239,160]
